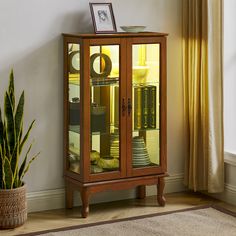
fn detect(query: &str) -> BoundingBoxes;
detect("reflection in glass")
[132,44,160,168]
[68,43,80,174]
[90,45,120,174]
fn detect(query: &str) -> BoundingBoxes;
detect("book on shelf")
[114,86,119,127]
[134,85,157,130]
[148,85,156,129]
[141,86,149,129]
[134,86,142,129]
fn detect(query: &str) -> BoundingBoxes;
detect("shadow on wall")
[61,11,93,34]
[0,11,93,192]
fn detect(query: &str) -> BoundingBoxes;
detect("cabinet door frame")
[82,37,127,182]
[63,37,83,182]
[126,37,167,177]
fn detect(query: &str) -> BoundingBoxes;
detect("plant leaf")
[20,152,40,182]
[0,109,3,189]
[8,69,15,110]
[15,91,24,142]
[0,108,3,146]
[11,143,20,188]
[20,120,35,154]
[19,143,32,181]
[0,145,3,189]
[19,127,23,143]
[0,70,39,189]
[3,157,13,189]
[3,132,9,161]
[4,92,15,156]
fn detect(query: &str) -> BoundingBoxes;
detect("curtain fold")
[183,0,224,193]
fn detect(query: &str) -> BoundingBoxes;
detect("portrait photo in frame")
[90,3,117,34]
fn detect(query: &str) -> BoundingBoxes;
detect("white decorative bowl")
[120,26,146,32]
[132,66,149,83]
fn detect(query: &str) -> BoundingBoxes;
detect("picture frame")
[89,3,117,34]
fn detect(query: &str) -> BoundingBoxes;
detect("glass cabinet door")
[89,45,121,174]
[131,44,160,169]
[67,43,81,175]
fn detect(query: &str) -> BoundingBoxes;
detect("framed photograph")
[90,3,117,34]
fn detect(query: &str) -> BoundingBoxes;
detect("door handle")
[122,98,126,116]
[128,98,132,115]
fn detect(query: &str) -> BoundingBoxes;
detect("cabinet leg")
[137,185,146,199]
[157,177,166,206]
[65,183,74,209]
[80,188,90,218]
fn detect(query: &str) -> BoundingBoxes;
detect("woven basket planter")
[0,184,27,229]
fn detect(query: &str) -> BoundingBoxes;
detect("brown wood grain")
[81,39,90,182]
[62,32,168,38]
[126,38,133,177]
[137,185,146,199]
[63,33,168,217]
[160,37,167,172]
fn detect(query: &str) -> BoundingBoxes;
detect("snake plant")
[0,70,39,189]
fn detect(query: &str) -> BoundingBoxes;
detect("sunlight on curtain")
[183,0,224,193]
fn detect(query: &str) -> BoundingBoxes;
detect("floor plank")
[1,191,236,236]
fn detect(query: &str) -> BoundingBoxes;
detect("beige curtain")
[183,0,224,193]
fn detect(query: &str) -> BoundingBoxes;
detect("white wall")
[0,0,184,210]
[224,0,236,153]
[214,0,236,206]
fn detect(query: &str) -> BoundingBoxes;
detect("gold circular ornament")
[69,51,80,74]
[90,53,112,78]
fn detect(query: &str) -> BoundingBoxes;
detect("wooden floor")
[2,191,236,236]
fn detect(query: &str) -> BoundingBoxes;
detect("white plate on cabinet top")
[120,26,146,32]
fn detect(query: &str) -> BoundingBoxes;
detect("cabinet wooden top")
[62,32,168,38]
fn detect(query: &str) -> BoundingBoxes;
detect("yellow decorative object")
[69,74,80,85]
[101,46,111,70]
[138,44,146,66]
[90,53,112,78]
[69,161,80,173]
[110,66,119,77]
[132,66,149,84]
[90,150,100,163]
[97,156,119,170]
[69,145,80,156]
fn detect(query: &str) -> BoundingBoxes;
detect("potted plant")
[0,70,39,229]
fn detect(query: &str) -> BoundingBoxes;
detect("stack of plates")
[120,26,146,32]
[110,134,120,159]
[132,136,151,167]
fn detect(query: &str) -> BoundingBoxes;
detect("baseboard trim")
[225,183,236,193]
[210,183,236,206]
[224,152,236,167]
[27,173,185,213]
[27,189,65,213]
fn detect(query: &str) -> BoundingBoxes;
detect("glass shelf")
[132,81,159,86]
[69,77,119,87]
[133,162,159,168]
[133,128,160,132]
[91,81,119,87]
[69,125,119,136]
[69,79,158,87]
[91,77,119,87]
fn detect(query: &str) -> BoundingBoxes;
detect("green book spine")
[141,86,149,129]
[148,85,156,129]
[114,86,119,128]
[134,86,142,129]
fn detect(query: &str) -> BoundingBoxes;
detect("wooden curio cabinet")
[63,32,168,217]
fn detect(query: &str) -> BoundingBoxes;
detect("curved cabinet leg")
[137,185,146,199]
[157,177,166,206]
[80,188,90,218]
[65,182,74,209]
